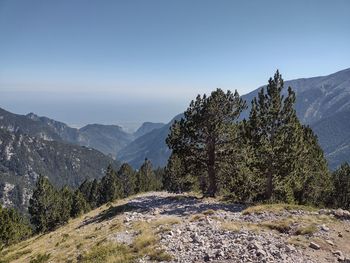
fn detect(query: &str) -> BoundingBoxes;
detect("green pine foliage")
[163,153,196,193]
[118,163,136,197]
[166,71,332,206]
[29,176,78,233]
[166,88,246,197]
[71,190,90,218]
[29,175,65,233]
[0,206,32,248]
[136,159,162,193]
[221,123,262,202]
[78,180,94,207]
[99,165,123,205]
[245,71,331,204]
[58,186,74,224]
[78,179,100,210]
[331,162,350,209]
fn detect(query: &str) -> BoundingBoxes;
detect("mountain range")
[0,108,164,210]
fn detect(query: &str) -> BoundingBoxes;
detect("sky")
[0,0,349,130]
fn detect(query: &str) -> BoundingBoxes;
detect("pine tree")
[0,206,32,248]
[136,159,160,192]
[78,179,101,209]
[331,162,350,209]
[29,175,61,233]
[166,88,246,196]
[118,163,136,197]
[99,164,123,204]
[290,126,331,205]
[71,190,90,218]
[79,179,93,203]
[222,122,261,202]
[153,167,164,191]
[164,153,195,193]
[245,70,330,203]
[57,186,74,225]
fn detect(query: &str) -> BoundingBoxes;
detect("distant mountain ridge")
[0,107,170,161]
[133,122,165,138]
[24,112,133,158]
[118,68,350,170]
[119,115,181,168]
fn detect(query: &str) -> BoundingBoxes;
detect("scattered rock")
[334,209,350,220]
[103,192,350,263]
[321,224,330,232]
[285,245,296,252]
[333,250,343,257]
[256,248,266,257]
[325,239,334,246]
[309,242,321,250]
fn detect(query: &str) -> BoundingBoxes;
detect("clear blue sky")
[0,0,349,129]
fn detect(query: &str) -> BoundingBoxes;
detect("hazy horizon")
[1,0,350,128]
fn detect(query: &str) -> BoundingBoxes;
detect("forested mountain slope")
[0,127,119,211]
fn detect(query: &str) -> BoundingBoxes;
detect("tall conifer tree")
[29,175,61,232]
[245,71,330,203]
[166,88,246,196]
[118,163,137,197]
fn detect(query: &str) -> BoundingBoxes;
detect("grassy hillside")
[2,192,350,263]
[0,194,174,263]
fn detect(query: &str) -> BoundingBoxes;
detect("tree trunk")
[206,141,217,197]
[266,172,273,200]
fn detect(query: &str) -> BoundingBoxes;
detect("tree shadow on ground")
[77,194,245,228]
[77,203,142,228]
[127,194,245,217]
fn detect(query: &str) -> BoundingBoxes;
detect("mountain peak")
[134,122,165,138]
[26,112,40,121]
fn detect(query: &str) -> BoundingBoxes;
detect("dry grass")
[221,221,261,232]
[202,209,215,215]
[287,236,309,248]
[260,218,294,233]
[243,203,317,215]
[1,195,175,263]
[150,216,181,227]
[189,214,205,222]
[130,220,173,261]
[79,243,133,263]
[0,199,131,263]
[221,213,335,238]
[295,224,318,235]
[259,215,334,235]
[0,249,32,263]
[29,253,51,263]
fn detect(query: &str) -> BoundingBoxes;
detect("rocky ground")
[3,191,350,263]
[114,192,350,263]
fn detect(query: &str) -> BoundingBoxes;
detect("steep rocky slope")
[1,192,349,262]
[0,128,119,211]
